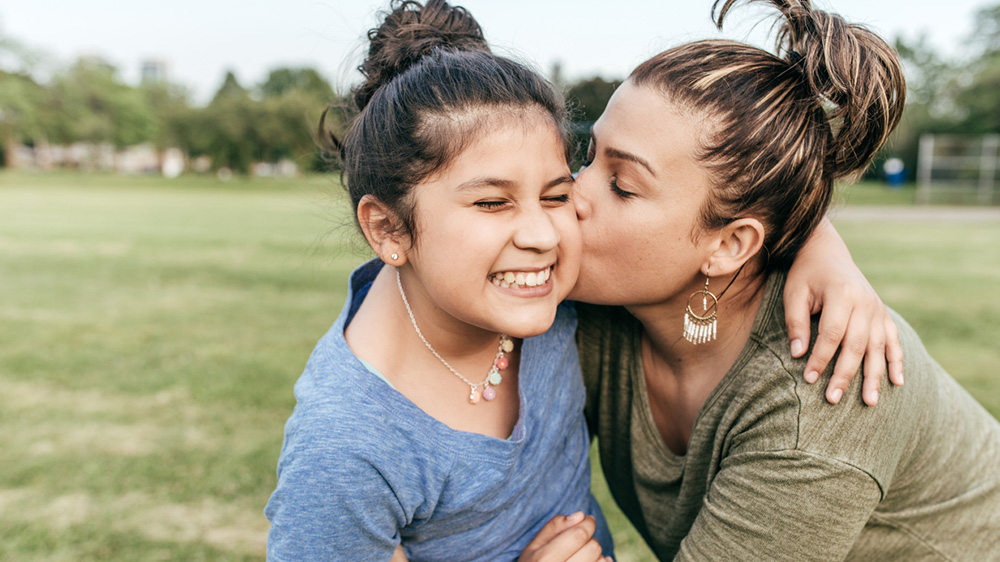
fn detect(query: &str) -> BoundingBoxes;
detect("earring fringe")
[683,277,718,345]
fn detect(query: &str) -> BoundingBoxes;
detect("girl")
[266,2,613,560]
[573,0,1000,559]
[266,1,904,560]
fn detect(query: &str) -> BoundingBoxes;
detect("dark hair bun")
[354,0,489,109]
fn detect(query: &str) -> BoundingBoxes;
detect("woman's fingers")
[802,291,852,386]
[783,283,816,361]
[860,312,888,406]
[884,312,905,386]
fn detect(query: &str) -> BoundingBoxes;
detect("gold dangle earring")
[683,277,718,345]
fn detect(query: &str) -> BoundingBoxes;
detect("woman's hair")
[630,0,905,270]
[324,0,569,240]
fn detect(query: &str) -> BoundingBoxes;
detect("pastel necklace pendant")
[396,269,512,404]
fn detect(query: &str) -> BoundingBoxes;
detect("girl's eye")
[542,194,571,205]
[474,200,508,210]
[610,177,635,199]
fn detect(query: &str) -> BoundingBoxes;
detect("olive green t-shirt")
[576,273,1000,561]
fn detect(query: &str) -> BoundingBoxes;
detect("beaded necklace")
[395,269,513,404]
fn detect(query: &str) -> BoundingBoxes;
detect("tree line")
[2,3,999,178]
[0,53,339,175]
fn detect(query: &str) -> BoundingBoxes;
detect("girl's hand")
[390,545,409,562]
[518,512,612,562]
[784,218,904,406]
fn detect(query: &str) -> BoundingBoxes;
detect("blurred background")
[1,1,998,561]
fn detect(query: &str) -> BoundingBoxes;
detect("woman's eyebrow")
[591,129,657,177]
[604,147,656,177]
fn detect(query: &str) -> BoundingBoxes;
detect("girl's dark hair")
[324,0,569,240]
[630,0,905,270]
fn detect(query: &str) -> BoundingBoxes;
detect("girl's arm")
[674,449,881,562]
[784,217,904,406]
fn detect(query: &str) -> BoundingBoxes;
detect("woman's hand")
[784,218,904,406]
[518,512,612,562]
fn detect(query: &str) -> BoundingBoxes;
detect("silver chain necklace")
[395,269,512,404]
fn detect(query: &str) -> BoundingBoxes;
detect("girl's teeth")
[493,268,551,288]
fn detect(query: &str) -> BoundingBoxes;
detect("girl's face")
[570,81,716,307]
[400,112,581,339]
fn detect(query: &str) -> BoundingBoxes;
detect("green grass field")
[1,173,996,561]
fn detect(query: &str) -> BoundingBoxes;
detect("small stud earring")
[390,253,399,261]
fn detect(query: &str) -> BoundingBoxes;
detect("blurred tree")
[259,67,337,171]
[0,70,44,167]
[971,4,1000,54]
[886,34,963,175]
[140,81,192,151]
[39,58,156,150]
[565,76,620,167]
[566,76,620,124]
[953,4,1000,134]
[260,67,334,101]
[212,70,250,104]
[203,71,259,174]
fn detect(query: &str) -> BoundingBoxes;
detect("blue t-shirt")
[266,260,613,561]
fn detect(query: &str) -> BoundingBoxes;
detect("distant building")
[141,59,169,84]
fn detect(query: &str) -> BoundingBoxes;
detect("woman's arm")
[674,449,882,562]
[785,217,904,405]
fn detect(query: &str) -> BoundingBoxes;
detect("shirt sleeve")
[266,429,406,562]
[675,449,882,562]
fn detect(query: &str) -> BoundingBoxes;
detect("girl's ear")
[704,217,765,276]
[357,194,408,265]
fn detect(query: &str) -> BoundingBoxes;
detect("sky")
[0,0,991,104]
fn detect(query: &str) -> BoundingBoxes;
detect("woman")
[571,0,1000,559]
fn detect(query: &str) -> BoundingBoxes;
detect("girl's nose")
[512,205,560,252]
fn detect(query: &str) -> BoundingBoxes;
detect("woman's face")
[569,80,716,307]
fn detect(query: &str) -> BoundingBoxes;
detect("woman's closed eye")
[610,176,635,199]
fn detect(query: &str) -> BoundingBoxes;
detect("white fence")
[917,134,999,205]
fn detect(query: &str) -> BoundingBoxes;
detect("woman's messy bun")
[631,0,905,269]
[716,0,905,181]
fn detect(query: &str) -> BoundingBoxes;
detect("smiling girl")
[265,1,613,560]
